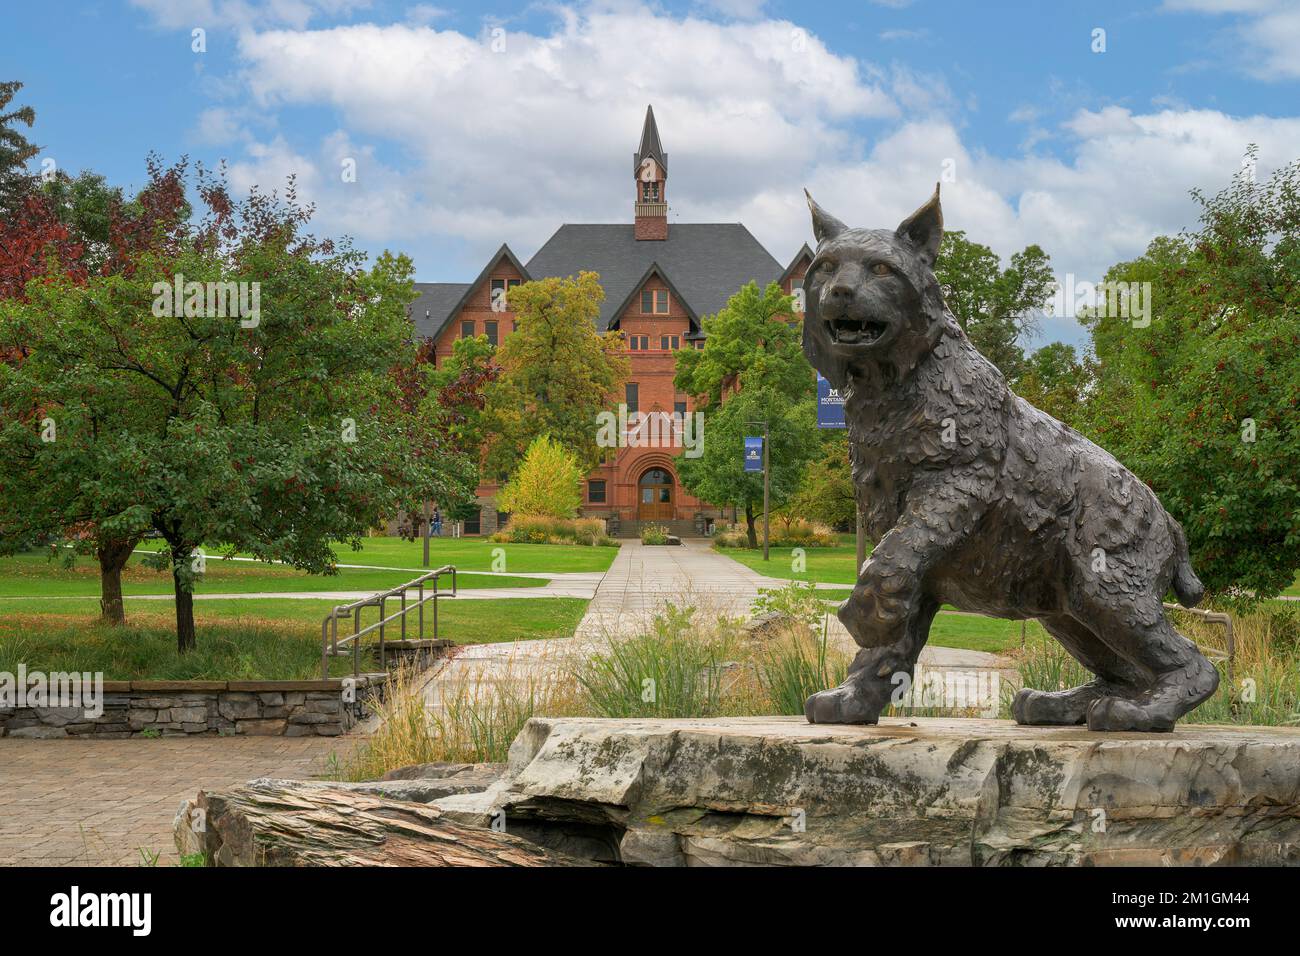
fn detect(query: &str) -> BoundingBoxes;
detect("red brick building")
[410,107,812,537]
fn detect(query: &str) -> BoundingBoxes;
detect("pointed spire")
[633,104,667,175]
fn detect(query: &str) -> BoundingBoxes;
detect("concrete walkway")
[10,572,605,604]
[0,736,358,866]
[418,540,1015,712]
[575,538,769,637]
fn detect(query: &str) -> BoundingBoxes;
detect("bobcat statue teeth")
[800,184,1217,732]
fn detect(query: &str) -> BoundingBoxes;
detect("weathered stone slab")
[174,779,589,866]
[438,716,1300,866]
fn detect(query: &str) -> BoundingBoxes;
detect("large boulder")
[433,716,1300,866]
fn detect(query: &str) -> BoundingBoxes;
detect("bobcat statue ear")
[896,183,943,267]
[805,189,848,245]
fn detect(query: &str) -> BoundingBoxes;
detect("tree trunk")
[175,780,590,867]
[96,536,136,626]
[173,557,196,653]
[745,503,758,549]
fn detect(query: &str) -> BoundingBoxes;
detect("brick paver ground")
[0,736,359,866]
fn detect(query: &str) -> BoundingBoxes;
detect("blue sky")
[5,0,1299,348]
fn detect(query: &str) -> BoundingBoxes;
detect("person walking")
[432,507,443,537]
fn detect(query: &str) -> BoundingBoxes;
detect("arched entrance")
[637,467,674,521]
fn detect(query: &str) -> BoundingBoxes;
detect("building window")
[660,334,679,350]
[489,277,521,310]
[641,181,660,202]
[629,335,649,351]
[674,400,687,416]
[625,383,638,414]
[460,320,475,339]
[640,289,669,315]
[485,320,498,347]
[588,479,607,503]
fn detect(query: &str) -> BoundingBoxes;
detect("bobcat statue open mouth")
[828,314,891,346]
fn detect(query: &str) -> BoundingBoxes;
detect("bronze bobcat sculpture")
[800,186,1218,732]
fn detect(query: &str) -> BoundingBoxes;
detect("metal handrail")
[320,565,457,679]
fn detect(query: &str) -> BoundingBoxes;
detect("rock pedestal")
[436,716,1300,866]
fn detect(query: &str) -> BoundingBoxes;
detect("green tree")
[787,431,856,530]
[497,435,584,518]
[674,280,812,403]
[0,168,433,650]
[0,80,39,213]
[935,230,1054,380]
[1016,342,1094,427]
[1077,149,1300,598]
[679,387,817,547]
[484,272,628,477]
[675,281,818,547]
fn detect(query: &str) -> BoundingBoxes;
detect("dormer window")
[640,289,669,314]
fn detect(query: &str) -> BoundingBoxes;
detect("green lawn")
[721,543,864,584]
[0,596,590,680]
[0,551,544,597]
[134,535,619,575]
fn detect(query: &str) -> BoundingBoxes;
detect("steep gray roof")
[410,282,471,340]
[410,244,530,341]
[780,243,814,287]
[525,223,784,331]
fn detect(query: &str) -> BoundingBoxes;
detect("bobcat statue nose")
[826,282,857,307]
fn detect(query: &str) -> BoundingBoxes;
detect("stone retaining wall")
[3,638,454,740]
[0,678,381,739]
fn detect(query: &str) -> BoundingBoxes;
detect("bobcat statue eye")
[871,262,891,276]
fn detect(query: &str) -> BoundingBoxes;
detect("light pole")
[746,419,770,561]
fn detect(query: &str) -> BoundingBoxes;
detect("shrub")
[711,519,837,549]
[491,514,615,547]
[711,524,749,548]
[751,581,827,630]
[640,523,670,545]
[572,604,744,718]
[753,617,849,715]
[496,435,583,518]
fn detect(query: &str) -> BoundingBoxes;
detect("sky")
[4,0,1300,349]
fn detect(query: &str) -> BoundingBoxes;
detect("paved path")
[0,736,359,866]
[9,573,605,604]
[420,540,1014,711]
[575,539,768,636]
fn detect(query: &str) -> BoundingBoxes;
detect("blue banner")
[743,436,764,472]
[817,374,846,429]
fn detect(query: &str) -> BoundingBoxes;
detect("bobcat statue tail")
[1170,521,1205,608]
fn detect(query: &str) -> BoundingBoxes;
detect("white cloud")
[1162,0,1300,80]
[228,9,894,252]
